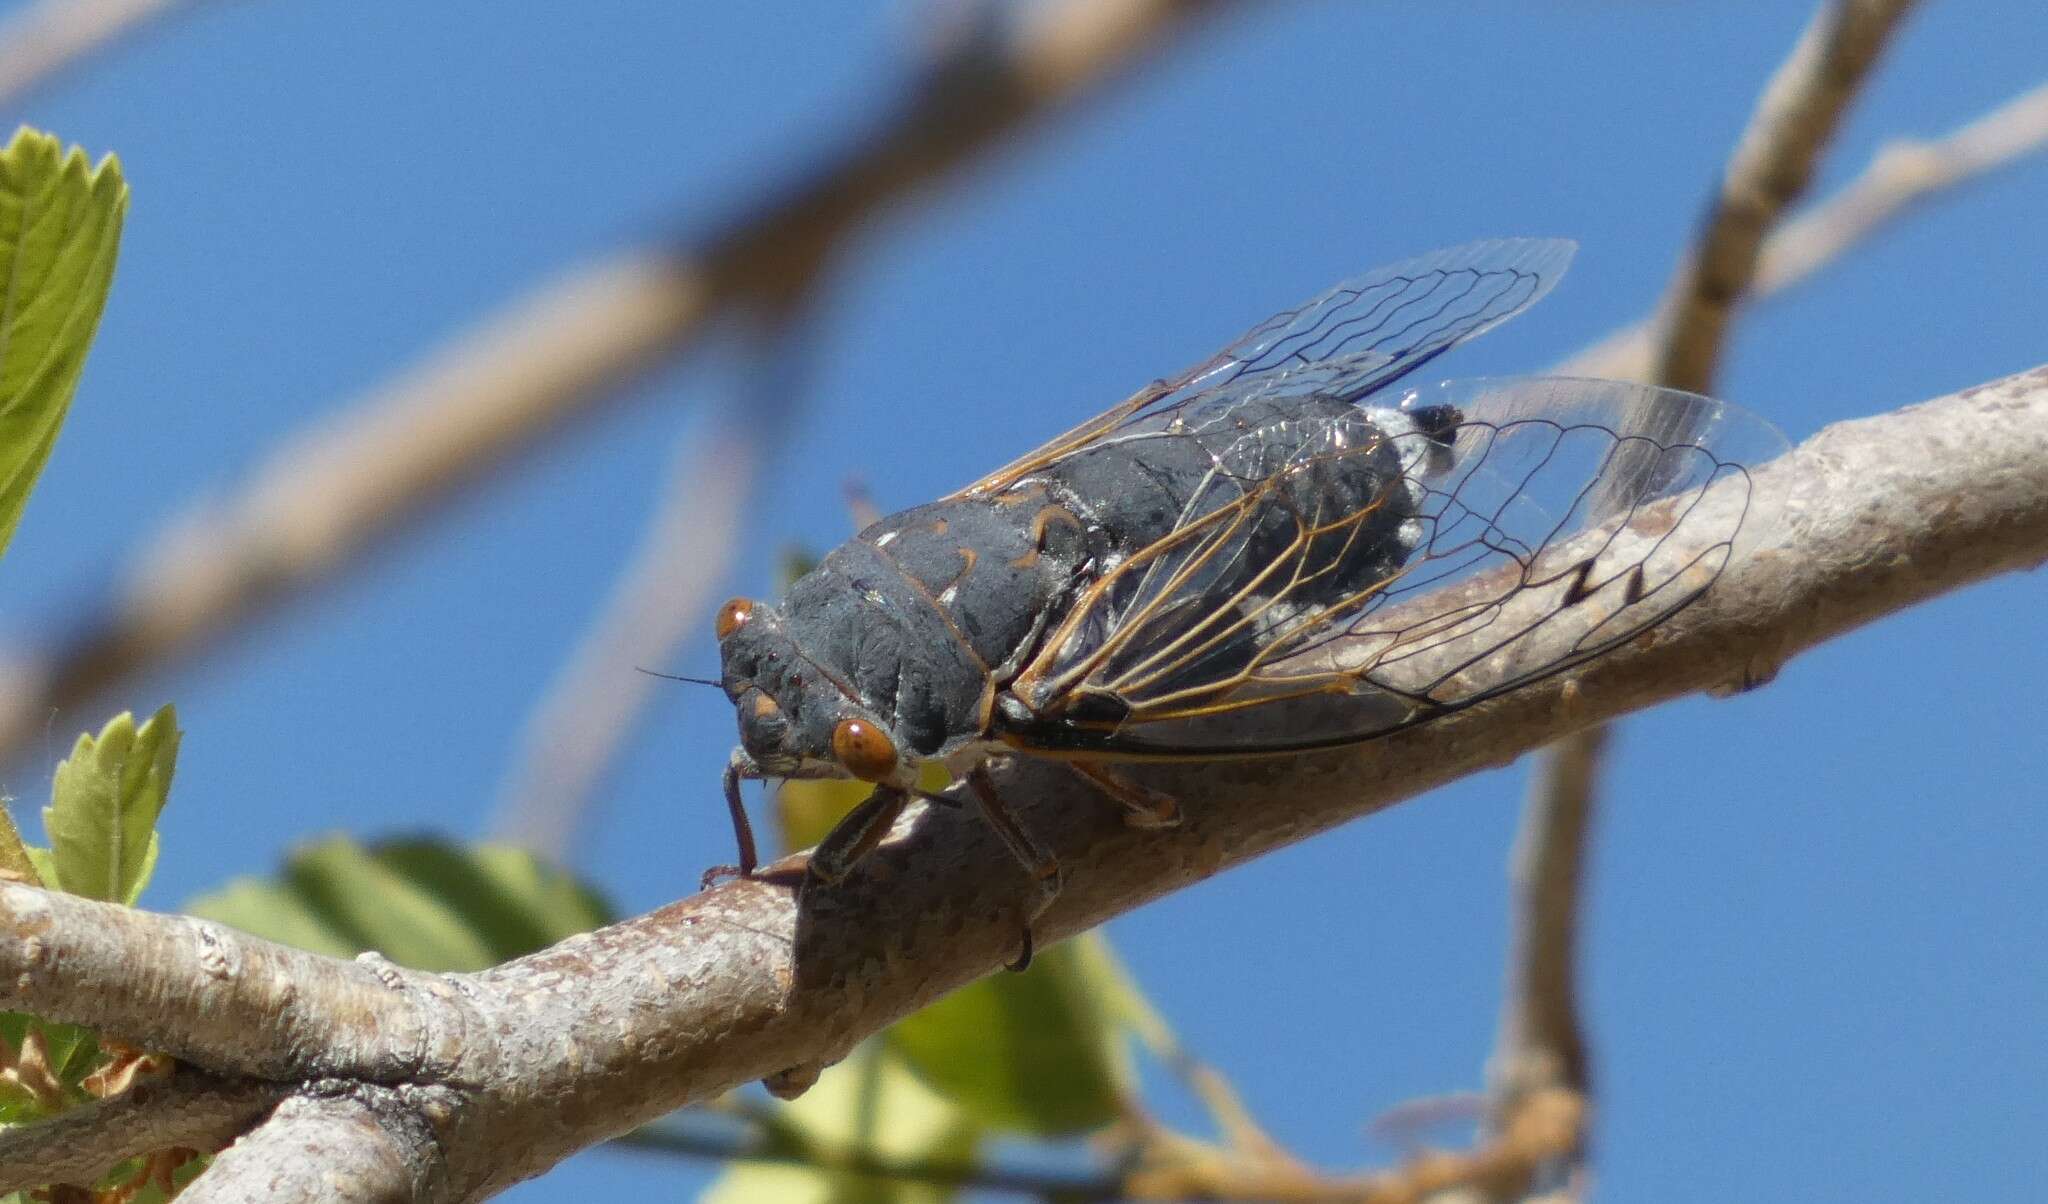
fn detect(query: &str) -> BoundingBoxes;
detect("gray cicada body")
[712,238,1781,966]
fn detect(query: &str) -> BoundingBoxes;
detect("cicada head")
[713,597,909,786]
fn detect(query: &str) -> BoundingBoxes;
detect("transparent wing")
[1000,376,1786,757]
[951,238,1577,499]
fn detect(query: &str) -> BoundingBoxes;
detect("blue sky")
[4,2,2045,1199]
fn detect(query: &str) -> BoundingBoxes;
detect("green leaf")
[42,706,179,904]
[0,127,126,561]
[185,836,615,972]
[20,845,53,890]
[0,805,41,886]
[0,1013,98,1122]
[703,1043,980,1204]
[886,932,1136,1136]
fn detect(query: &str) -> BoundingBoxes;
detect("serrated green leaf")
[42,705,179,903]
[0,806,40,886]
[703,1044,979,1204]
[887,932,1134,1136]
[185,836,616,971]
[19,845,53,889]
[0,127,126,561]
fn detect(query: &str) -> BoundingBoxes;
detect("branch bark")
[1,366,2043,1199]
[0,1070,281,1189]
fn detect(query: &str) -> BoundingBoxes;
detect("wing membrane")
[952,238,1577,499]
[1003,377,1785,757]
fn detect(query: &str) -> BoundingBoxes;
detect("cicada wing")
[950,238,1577,499]
[1011,404,1439,719]
[1006,376,1785,758]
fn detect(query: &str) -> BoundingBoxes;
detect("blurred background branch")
[1645,0,1921,397]
[1486,3,1923,1199]
[0,0,1226,773]
[490,309,819,855]
[0,0,191,106]
[0,0,2039,1199]
[1562,71,2048,377]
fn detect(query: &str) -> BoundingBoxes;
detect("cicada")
[711,239,1778,965]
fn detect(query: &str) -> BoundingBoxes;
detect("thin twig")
[1648,0,1921,398]
[1564,75,2048,381]
[1486,727,1601,1122]
[0,0,1226,771]
[1123,1089,1583,1203]
[4,368,2045,1201]
[0,0,191,107]
[1493,9,1923,1200]
[624,1094,1576,1204]
[1758,76,2048,293]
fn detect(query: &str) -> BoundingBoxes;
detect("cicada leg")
[1067,762,1182,829]
[966,763,1062,972]
[806,784,911,886]
[700,757,762,891]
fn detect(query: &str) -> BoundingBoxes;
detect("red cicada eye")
[831,718,898,782]
[715,598,755,641]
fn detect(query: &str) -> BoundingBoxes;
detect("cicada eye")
[831,718,898,782]
[715,598,755,641]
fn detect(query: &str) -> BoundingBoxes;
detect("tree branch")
[0,887,453,1081]
[0,0,1226,770]
[0,1070,280,1191]
[0,367,2042,1199]
[180,1090,426,1204]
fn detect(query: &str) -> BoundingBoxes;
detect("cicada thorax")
[756,494,1094,764]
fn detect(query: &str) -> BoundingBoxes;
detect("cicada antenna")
[635,666,725,689]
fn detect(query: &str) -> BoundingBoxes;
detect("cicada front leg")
[699,755,763,891]
[806,784,912,886]
[965,762,1062,972]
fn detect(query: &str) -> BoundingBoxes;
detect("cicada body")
[711,239,1781,963]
